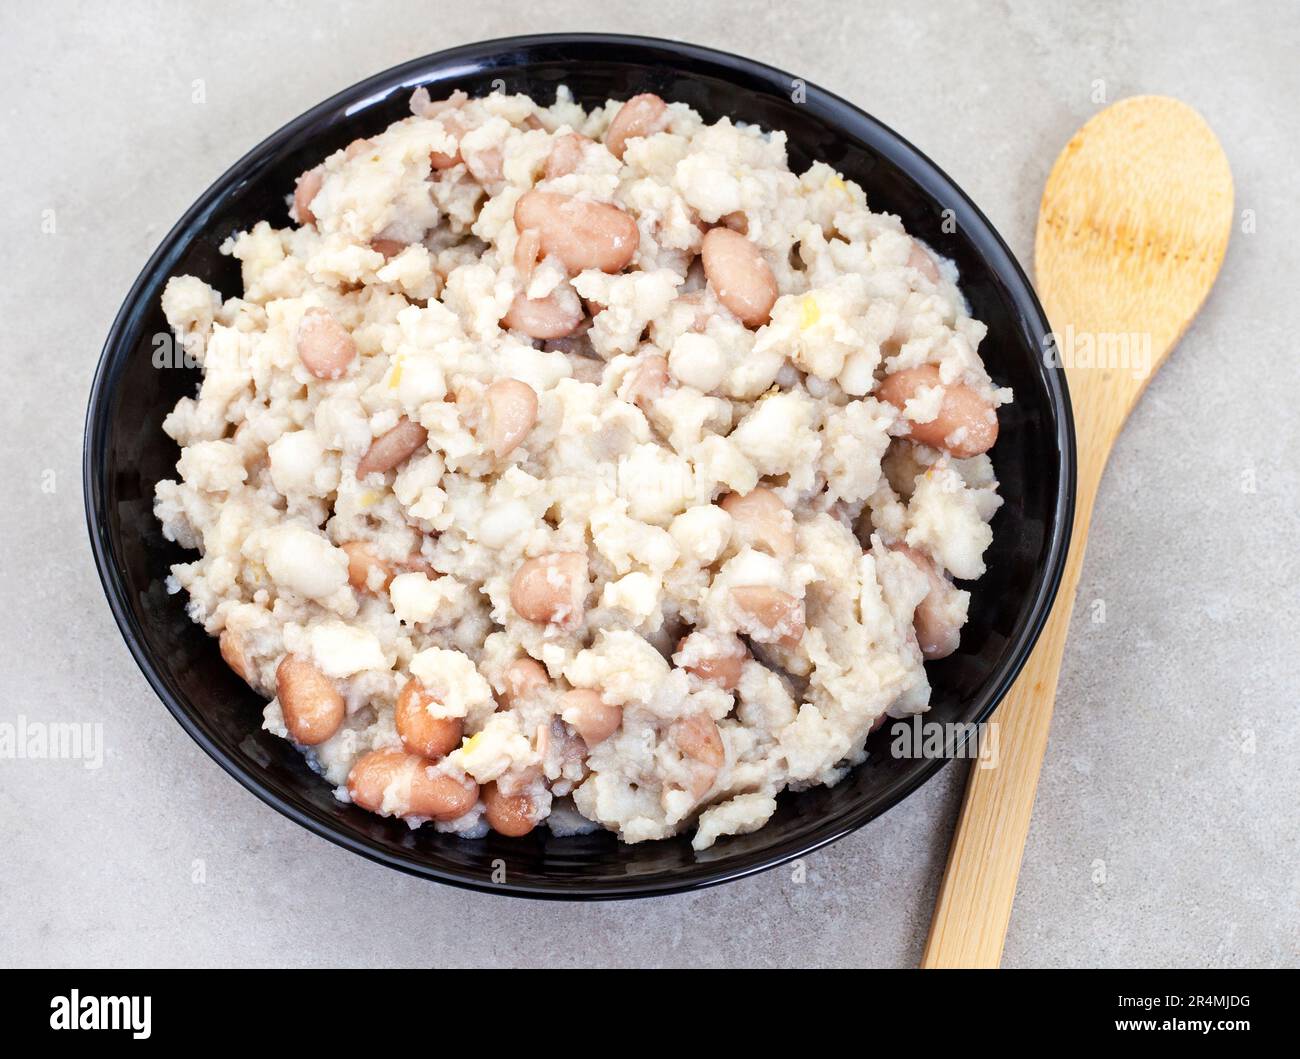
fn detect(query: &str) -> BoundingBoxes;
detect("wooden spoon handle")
[920,449,1104,968]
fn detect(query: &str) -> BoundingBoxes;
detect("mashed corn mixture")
[154,87,1010,849]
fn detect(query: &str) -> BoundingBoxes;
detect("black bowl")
[84,33,1075,899]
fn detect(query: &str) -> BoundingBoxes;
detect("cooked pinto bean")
[429,146,461,169]
[626,354,669,407]
[355,417,428,479]
[480,378,539,458]
[510,552,589,628]
[720,487,795,559]
[604,93,669,159]
[675,634,746,691]
[500,286,583,340]
[402,550,438,579]
[296,308,357,380]
[501,657,549,706]
[719,211,749,235]
[292,165,324,226]
[219,629,250,682]
[429,114,465,169]
[907,241,941,284]
[276,655,345,746]
[465,145,503,185]
[892,544,963,660]
[560,689,623,745]
[513,227,541,282]
[543,132,590,179]
[876,364,999,458]
[700,228,777,327]
[731,585,805,648]
[346,750,401,813]
[370,237,407,259]
[341,541,394,593]
[514,190,639,274]
[347,749,478,820]
[395,678,464,759]
[671,713,725,769]
[483,781,537,837]
[412,767,478,820]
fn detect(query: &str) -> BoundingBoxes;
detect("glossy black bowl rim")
[84,32,1076,899]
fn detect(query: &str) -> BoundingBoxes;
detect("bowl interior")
[85,35,1072,897]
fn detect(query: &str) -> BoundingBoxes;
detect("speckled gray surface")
[2,0,1297,968]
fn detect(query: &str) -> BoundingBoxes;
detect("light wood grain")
[921,96,1233,967]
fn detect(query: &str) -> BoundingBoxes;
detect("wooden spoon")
[921,96,1234,967]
